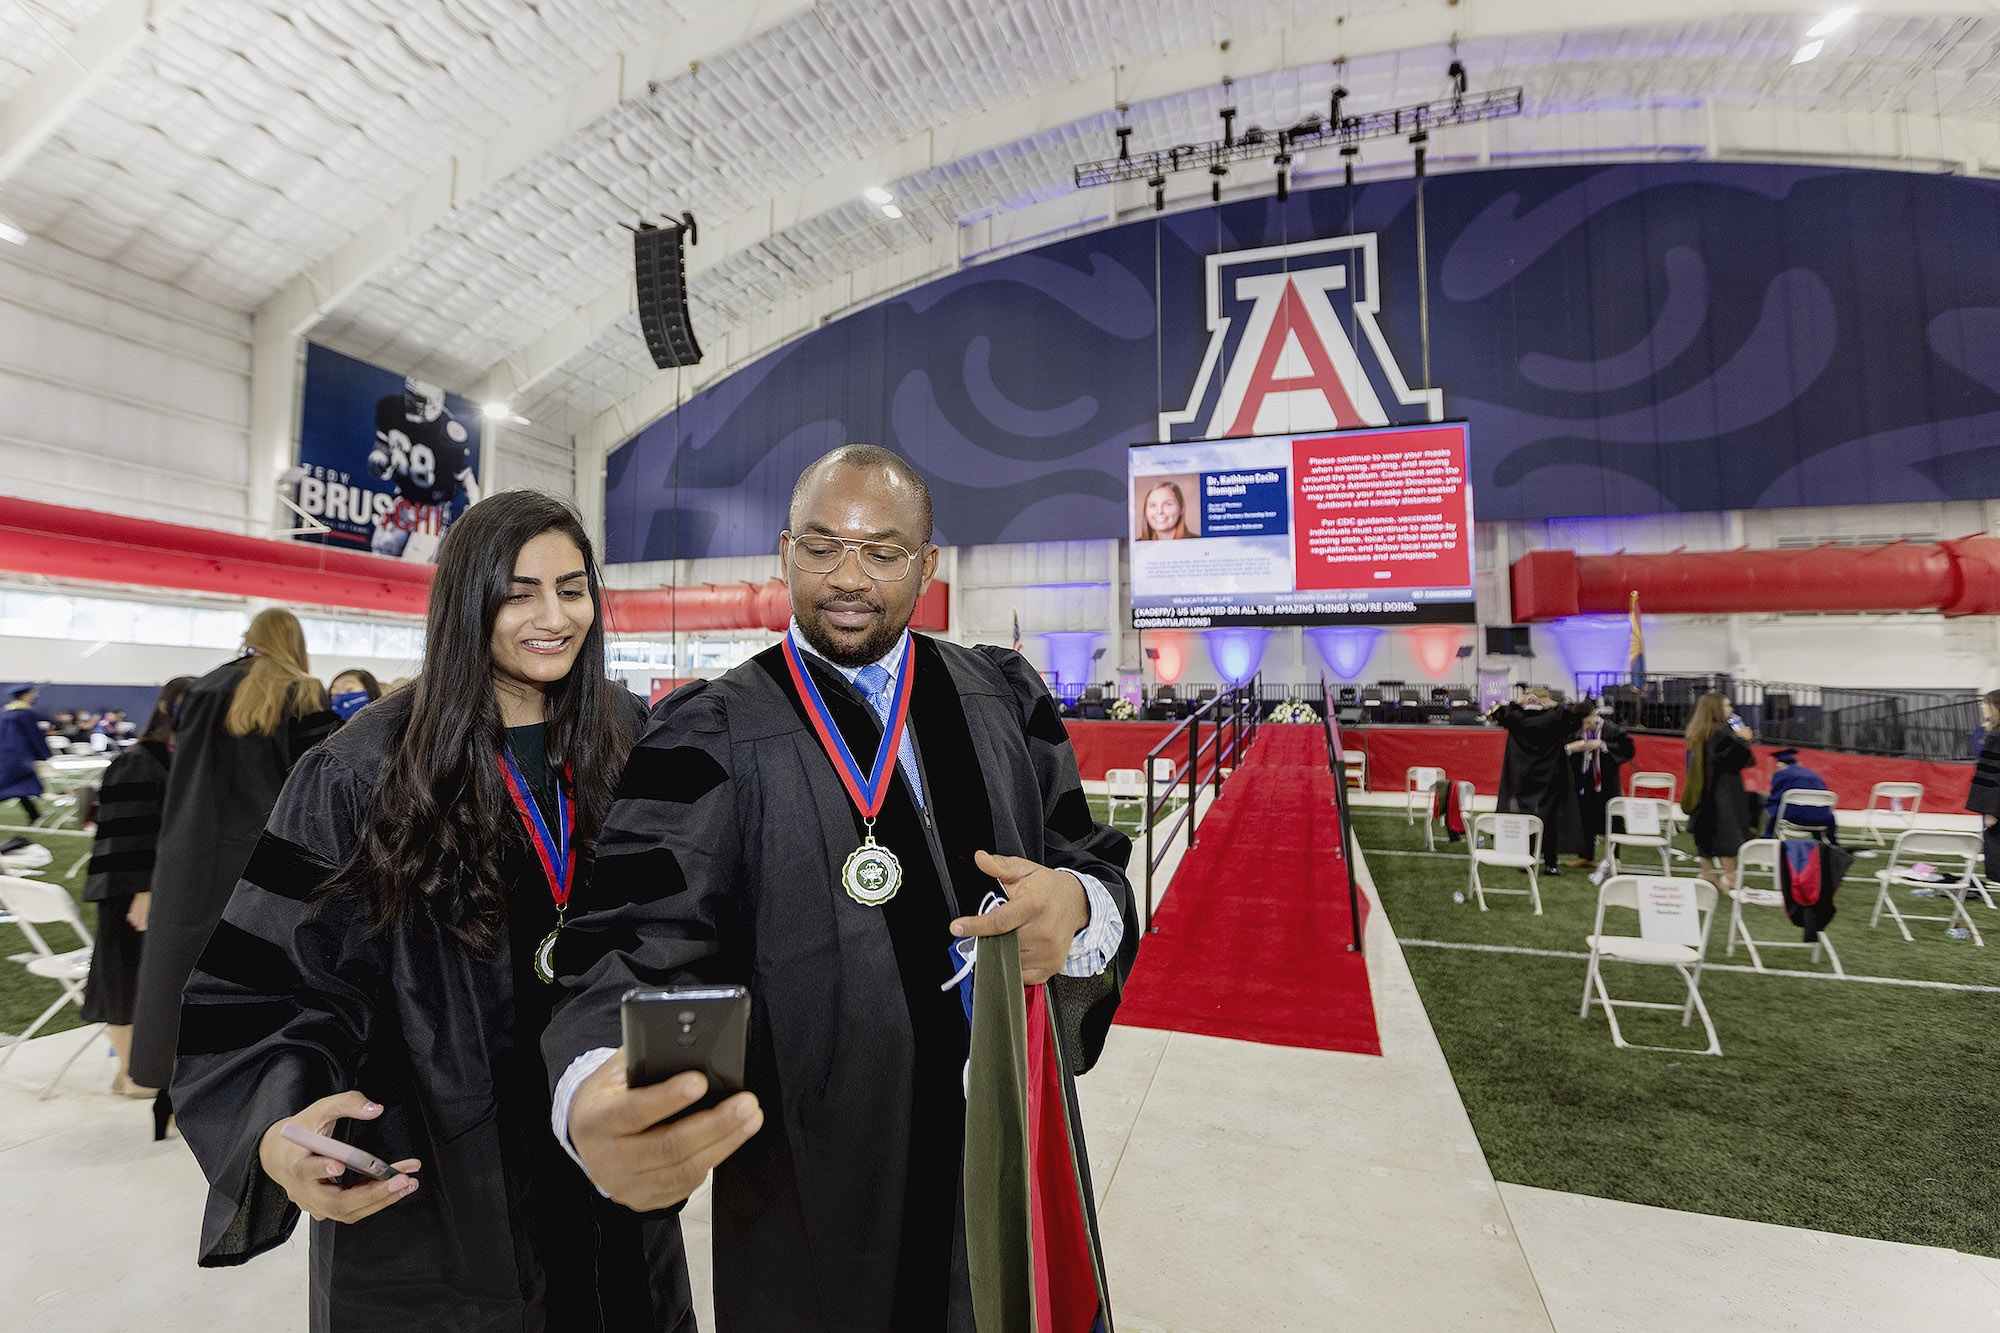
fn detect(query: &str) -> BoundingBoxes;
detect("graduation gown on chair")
[129,658,334,1089]
[1491,702,1588,858]
[543,633,1139,1333]
[172,692,689,1333]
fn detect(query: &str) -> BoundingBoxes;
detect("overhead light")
[1807,7,1857,38]
[1792,39,1825,64]
[881,203,903,219]
[510,413,531,426]
[0,214,26,246]
[481,401,509,420]
[862,186,893,205]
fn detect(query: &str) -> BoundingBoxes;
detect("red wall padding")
[1065,721,1181,780]
[1345,725,1975,809]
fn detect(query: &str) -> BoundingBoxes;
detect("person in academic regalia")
[1682,691,1757,889]
[1489,689,1593,873]
[1564,700,1634,867]
[1967,691,2000,881]
[0,683,51,823]
[81,674,195,1100]
[129,611,335,1096]
[171,491,687,1332]
[548,444,1139,1333]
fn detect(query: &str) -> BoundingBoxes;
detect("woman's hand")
[258,1091,420,1224]
[126,892,149,932]
[1986,814,1997,828]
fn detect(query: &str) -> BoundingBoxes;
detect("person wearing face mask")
[171,491,677,1330]
[328,668,382,723]
[550,444,1137,1332]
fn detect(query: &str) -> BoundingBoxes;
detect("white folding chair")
[1605,796,1675,876]
[1469,813,1543,914]
[1725,838,1843,975]
[1150,757,1178,788]
[1341,749,1367,792]
[1405,767,1445,824]
[1773,788,1840,842]
[1103,768,1146,831]
[1627,771,1690,856]
[1870,829,1985,945]
[1580,874,1721,1056]
[0,875,103,1098]
[1863,782,1923,847]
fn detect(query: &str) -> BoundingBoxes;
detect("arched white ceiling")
[1,0,1994,465]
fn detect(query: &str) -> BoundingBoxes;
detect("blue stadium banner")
[605,163,2000,563]
[295,343,482,563]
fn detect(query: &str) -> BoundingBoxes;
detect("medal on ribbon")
[497,748,575,983]
[782,634,915,907]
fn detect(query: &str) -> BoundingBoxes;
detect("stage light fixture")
[1209,163,1227,202]
[863,186,893,204]
[1149,175,1166,211]
[1792,38,1825,63]
[1116,125,1132,160]
[881,203,903,219]
[1807,7,1857,38]
[481,401,509,420]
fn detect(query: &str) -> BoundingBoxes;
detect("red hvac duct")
[0,496,951,632]
[1511,539,2000,621]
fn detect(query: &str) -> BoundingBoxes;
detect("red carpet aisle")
[1114,724,1380,1055]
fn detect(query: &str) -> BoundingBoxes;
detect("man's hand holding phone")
[568,1053,762,1212]
[258,1091,420,1224]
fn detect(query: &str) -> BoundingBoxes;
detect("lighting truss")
[1072,86,1525,190]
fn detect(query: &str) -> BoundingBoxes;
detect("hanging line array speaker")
[636,221,701,369]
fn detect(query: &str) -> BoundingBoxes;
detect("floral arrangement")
[1106,697,1138,720]
[1266,699,1321,724]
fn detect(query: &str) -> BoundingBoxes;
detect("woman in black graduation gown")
[172,491,685,1333]
[1489,690,1593,872]
[1682,691,1757,888]
[1564,700,1635,867]
[81,674,194,1101]
[130,610,333,1095]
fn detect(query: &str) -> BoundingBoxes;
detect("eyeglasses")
[784,531,924,581]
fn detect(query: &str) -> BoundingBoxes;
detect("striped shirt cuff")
[1060,869,1124,978]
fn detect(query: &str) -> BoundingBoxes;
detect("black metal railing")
[1575,672,1983,761]
[1141,677,1264,932]
[1320,678,1364,952]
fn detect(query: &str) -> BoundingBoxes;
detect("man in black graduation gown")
[546,444,1140,1332]
[1489,691,1593,873]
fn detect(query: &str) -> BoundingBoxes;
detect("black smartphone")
[621,985,751,1113]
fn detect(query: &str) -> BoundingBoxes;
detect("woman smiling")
[171,491,684,1331]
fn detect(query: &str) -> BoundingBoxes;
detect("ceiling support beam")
[472,0,1952,412]
[575,99,2000,462]
[255,0,816,343]
[0,0,192,183]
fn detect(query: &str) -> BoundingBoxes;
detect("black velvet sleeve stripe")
[617,745,728,804]
[87,849,156,875]
[194,919,306,996]
[97,781,164,804]
[1049,787,1095,842]
[587,847,691,908]
[1026,695,1071,747]
[175,999,298,1057]
[94,814,162,839]
[242,834,336,903]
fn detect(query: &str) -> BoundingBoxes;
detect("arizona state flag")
[963,929,1113,1333]
[1627,590,1646,682]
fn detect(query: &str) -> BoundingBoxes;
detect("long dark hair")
[333,491,631,957]
[140,676,196,745]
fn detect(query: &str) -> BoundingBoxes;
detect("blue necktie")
[854,662,923,808]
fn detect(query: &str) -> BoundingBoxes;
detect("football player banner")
[964,928,1113,1333]
[293,343,483,563]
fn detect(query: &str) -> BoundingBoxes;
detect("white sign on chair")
[1495,815,1532,857]
[1636,877,1702,947]
[1625,801,1662,836]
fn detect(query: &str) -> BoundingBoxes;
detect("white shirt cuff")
[1060,869,1124,979]
[552,1046,618,1189]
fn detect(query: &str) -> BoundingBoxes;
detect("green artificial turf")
[1353,809,2000,1256]
[0,827,95,1041]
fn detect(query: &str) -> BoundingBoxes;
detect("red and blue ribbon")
[497,748,574,908]
[781,632,916,820]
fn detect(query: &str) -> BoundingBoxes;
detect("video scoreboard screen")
[1128,422,1476,629]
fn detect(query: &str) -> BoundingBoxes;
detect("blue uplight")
[1544,615,1632,689]
[1039,631,1104,700]
[1205,628,1271,685]
[1305,626,1382,680]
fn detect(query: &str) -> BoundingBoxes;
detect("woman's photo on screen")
[1136,477,1198,541]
